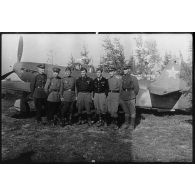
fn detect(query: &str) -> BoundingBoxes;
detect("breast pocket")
[101,81,105,86]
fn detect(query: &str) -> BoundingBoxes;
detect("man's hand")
[60,97,64,101]
[75,96,78,101]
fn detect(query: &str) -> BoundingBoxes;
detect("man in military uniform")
[60,67,76,126]
[76,67,93,126]
[119,65,139,131]
[30,64,47,124]
[107,67,122,129]
[93,67,109,127]
[44,67,61,125]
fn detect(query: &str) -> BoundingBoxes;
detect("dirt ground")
[1,93,193,163]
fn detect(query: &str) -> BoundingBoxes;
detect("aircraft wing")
[2,80,31,94]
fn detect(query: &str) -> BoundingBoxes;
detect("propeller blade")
[17,36,23,62]
[1,71,14,80]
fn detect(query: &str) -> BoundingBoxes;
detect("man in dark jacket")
[93,67,109,127]
[30,64,47,124]
[76,67,93,126]
[119,65,139,131]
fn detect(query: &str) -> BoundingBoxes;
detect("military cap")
[65,67,71,72]
[80,67,87,72]
[123,64,131,70]
[37,64,45,69]
[96,67,103,72]
[108,67,116,72]
[52,67,61,73]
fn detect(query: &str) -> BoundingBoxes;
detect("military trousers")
[107,92,119,118]
[34,98,47,121]
[94,93,107,115]
[61,101,74,118]
[120,98,136,117]
[77,92,92,115]
[47,101,61,121]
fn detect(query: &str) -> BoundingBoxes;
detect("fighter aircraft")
[1,36,191,114]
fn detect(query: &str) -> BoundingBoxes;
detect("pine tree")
[67,54,76,70]
[80,45,95,73]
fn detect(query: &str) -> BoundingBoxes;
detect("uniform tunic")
[30,73,47,121]
[76,76,93,115]
[93,77,109,114]
[44,76,61,102]
[31,73,47,99]
[60,76,76,118]
[119,73,139,117]
[44,76,61,121]
[60,76,76,102]
[107,76,122,118]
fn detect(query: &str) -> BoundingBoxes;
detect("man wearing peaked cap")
[30,64,47,124]
[107,66,122,129]
[44,67,61,126]
[108,67,116,72]
[37,64,45,69]
[119,63,139,132]
[52,67,61,73]
[65,67,72,72]
[80,67,87,72]
[60,66,76,126]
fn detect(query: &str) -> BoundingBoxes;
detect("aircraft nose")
[13,62,23,79]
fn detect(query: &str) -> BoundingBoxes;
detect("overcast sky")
[1,33,192,80]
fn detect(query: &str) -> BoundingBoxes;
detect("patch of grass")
[1,95,192,163]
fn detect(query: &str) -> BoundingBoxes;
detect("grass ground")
[1,93,192,163]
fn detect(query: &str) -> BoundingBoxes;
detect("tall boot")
[129,117,135,130]
[87,114,92,126]
[97,114,102,127]
[102,114,107,127]
[76,114,82,125]
[120,115,129,130]
[60,117,66,127]
[68,114,72,125]
[111,117,118,130]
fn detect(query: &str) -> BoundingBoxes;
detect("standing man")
[30,64,47,124]
[107,67,122,129]
[76,67,93,126]
[119,65,139,131]
[60,67,76,126]
[44,67,61,126]
[93,67,109,127]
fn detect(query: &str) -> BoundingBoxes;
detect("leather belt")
[79,91,90,93]
[123,89,130,91]
[51,89,59,92]
[64,89,75,92]
[109,90,119,93]
[95,92,105,94]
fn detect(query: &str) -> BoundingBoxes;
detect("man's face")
[109,71,115,77]
[65,70,71,77]
[38,68,45,74]
[81,70,86,77]
[123,69,129,75]
[96,70,102,78]
[53,71,59,78]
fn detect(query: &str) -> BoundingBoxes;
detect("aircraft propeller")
[1,36,23,80]
[17,36,23,62]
